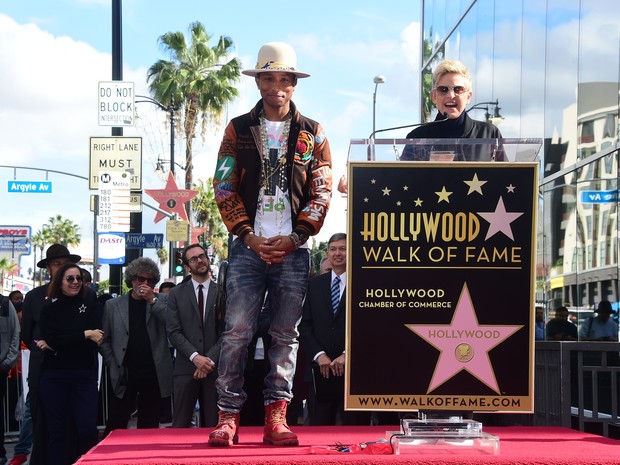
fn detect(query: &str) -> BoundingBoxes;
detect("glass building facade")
[421,0,620,335]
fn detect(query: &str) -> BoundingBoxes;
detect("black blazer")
[400,112,505,161]
[298,272,346,384]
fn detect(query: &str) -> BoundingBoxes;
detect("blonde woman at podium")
[400,60,505,162]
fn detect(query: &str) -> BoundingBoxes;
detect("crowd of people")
[535,303,619,342]
[2,42,619,464]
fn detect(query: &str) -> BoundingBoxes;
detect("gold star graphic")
[435,186,452,203]
[382,187,391,196]
[464,173,487,195]
[414,198,423,207]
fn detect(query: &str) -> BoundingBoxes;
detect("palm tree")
[147,22,241,220]
[46,214,81,247]
[32,227,53,284]
[192,178,228,262]
[0,257,18,293]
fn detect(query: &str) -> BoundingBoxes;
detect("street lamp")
[467,99,504,125]
[369,75,386,161]
[372,75,386,139]
[135,95,179,175]
[135,95,181,279]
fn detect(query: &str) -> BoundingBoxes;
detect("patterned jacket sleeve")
[293,123,332,238]
[212,122,254,239]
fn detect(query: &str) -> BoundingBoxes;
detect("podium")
[344,138,542,454]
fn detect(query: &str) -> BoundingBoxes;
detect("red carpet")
[76,426,620,465]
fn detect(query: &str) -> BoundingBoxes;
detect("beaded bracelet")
[289,232,300,250]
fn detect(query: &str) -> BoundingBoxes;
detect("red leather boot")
[263,400,298,446]
[208,410,240,446]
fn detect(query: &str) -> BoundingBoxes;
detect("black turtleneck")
[40,294,101,371]
[438,111,466,138]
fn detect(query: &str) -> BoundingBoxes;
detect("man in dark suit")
[21,244,84,465]
[299,233,369,425]
[166,244,221,427]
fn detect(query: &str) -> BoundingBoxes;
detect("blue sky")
[0,0,422,280]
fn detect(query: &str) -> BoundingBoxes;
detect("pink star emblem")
[405,283,522,394]
[477,196,524,240]
[145,172,198,223]
[191,226,207,244]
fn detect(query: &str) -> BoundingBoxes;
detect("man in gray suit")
[100,257,172,435]
[166,244,222,427]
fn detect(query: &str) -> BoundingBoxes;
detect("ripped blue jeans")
[215,238,309,412]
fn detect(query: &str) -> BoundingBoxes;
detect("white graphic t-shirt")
[255,119,292,238]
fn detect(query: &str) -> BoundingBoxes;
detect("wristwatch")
[150,297,158,305]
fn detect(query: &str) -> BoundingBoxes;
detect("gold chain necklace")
[257,111,292,236]
[259,111,291,190]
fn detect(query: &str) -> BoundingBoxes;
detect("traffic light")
[173,248,185,276]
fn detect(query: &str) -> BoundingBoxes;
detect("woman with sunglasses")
[99,257,172,436]
[39,263,103,465]
[400,60,505,161]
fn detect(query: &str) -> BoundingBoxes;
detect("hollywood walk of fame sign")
[145,172,198,223]
[345,161,538,413]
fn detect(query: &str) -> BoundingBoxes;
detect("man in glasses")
[100,257,172,436]
[400,60,505,161]
[166,244,222,428]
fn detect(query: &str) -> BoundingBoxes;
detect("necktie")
[331,275,341,314]
[198,284,204,323]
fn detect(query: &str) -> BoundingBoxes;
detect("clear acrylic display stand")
[349,137,542,163]
[385,413,499,455]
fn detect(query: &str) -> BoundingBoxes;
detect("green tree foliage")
[192,178,227,262]
[147,22,242,220]
[46,214,81,246]
[309,239,328,277]
[0,257,19,293]
[31,226,53,283]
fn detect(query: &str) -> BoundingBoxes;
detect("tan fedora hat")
[242,42,310,78]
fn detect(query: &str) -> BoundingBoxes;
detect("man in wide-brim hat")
[210,42,332,448]
[36,243,81,268]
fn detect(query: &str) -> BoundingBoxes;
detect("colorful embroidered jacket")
[213,100,332,241]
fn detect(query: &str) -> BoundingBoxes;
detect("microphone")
[368,112,450,139]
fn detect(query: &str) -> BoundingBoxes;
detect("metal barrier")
[534,341,620,437]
